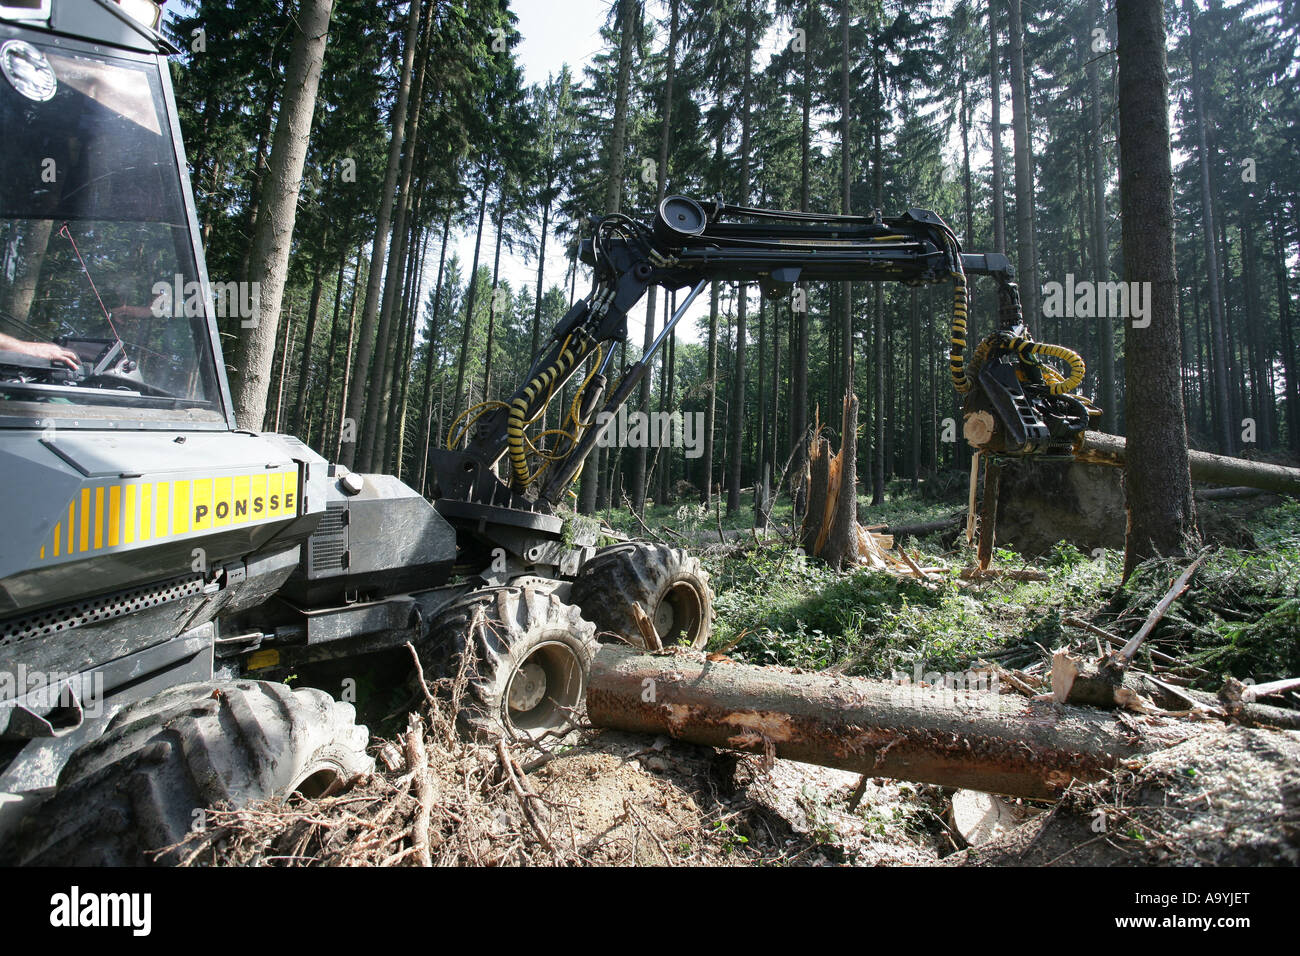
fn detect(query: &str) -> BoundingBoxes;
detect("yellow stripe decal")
[155,482,169,538]
[79,489,90,553]
[172,480,189,535]
[268,472,284,519]
[251,473,267,519]
[214,477,232,527]
[42,469,299,561]
[140,484,152,541]
[109,485,121,547]
[233,475,250,524]
[124,484,135,545]
[93,487,104,550]
[193,478,213,530]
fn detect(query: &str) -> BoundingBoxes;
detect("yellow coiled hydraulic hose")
[507,336,580,487]
[1011,339,1086,395]
[949,267,972,395]
[945,234,1085,399]
[506,337,605,491]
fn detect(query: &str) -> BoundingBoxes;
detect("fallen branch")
[622,493,667,544]
[1108,549,1211,671]
[495,739,555,856]
[404,717,433,867]
[1056,550,1211,710]
[630,602,663,651]
[1218,677,1300,730]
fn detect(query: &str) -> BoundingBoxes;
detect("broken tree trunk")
[800,394,891,569]
[825,393,860,569]
[587,645,1190,800]
[1077,432,1300,496]
[800,412,831,556]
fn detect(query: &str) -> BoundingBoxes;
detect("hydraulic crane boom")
[430,196,1098,515]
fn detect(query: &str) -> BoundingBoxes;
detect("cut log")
[884,513,964,540]
[587,645,1191,800]
[1077,432,1300,496]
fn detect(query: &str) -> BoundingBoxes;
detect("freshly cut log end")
[588,645,1190,800]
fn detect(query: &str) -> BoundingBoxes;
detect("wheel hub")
[654,581,704,646]
[508,661,547,712]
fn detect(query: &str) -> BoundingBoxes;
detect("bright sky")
[445,0,715,351]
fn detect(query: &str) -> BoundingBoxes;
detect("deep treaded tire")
[422,585,598,744]
[4,680,372,866]
[571,543,715,649]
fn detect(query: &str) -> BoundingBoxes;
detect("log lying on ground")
[587,645,1191,800]
[883,513,965,540]
[1077,432,1300,496]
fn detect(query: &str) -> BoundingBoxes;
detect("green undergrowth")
[702,497,1300,688]
[1102,500,1300,688]
[705,539,1119,677]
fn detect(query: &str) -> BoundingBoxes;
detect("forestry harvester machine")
[0,0,1097,864]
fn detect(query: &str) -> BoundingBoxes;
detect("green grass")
[704,536,1120,677]
[623,485,1300,688]
[1108,500,1300,686]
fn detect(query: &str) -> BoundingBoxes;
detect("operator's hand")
[0,334,82,369]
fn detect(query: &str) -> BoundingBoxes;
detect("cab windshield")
[0,38,224,427]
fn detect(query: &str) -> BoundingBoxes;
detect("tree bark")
[1184,0,1232,454]
[632,0,679,514]
[290,259,325,437]
[339,0,421,466]
[452,176,491,429]
[989,0,1006,255]
[1116,0,1200,579]
[587,645,1188,800]
[230,0,334,431]
[726,6,755,515]
[367,11,433,472]
[416,212,452,494]
[605,0,637,216]
[1006,0,1039,325]
[1077,431,1300,496]
[1088,0,1115,432]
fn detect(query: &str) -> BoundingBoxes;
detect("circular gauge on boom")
[654,195,708,244]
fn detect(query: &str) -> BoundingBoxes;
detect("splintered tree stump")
[824,393,860,569]
[587,645,1190,800]
[800,394,864,569]
[800,433,831,556]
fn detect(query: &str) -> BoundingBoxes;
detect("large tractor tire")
[4,680,372,866]
[571,543,715,649]
[422,585,598,745]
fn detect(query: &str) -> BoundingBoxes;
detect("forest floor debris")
[170,491,1299,867]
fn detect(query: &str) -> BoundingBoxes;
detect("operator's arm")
[0,332,80,369]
